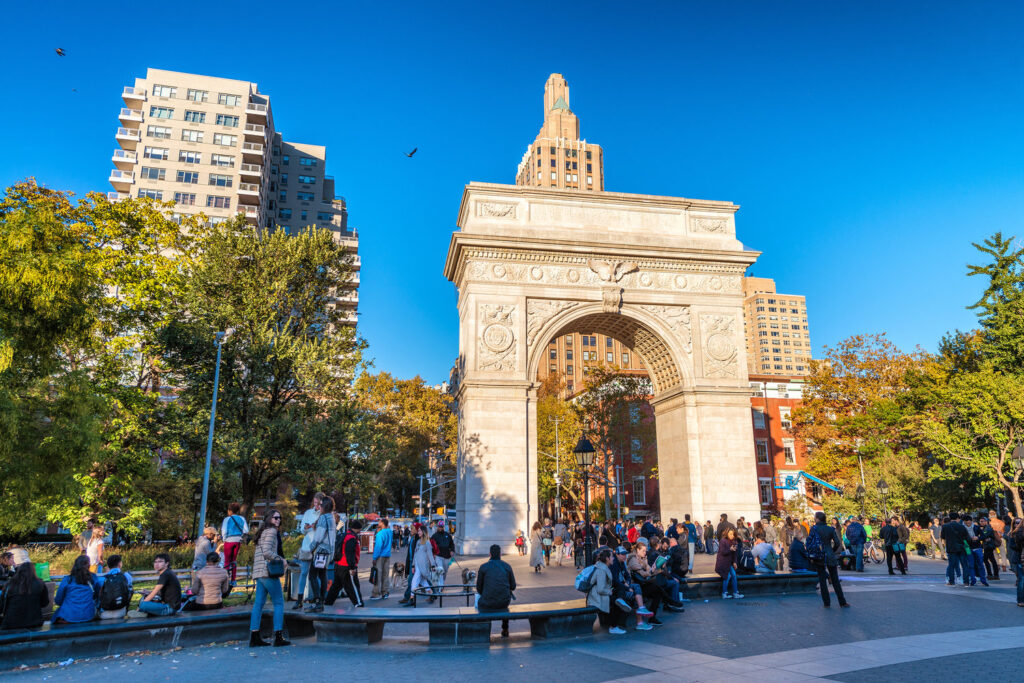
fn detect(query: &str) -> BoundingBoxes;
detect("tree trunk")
[1010,486,1023,519]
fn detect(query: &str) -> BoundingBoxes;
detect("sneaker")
[636,607,653,616]
[980,581,990,587]
[733,592,744,599]
[369,596,385,601]
[666,604,686,613]
[722,593,733,599]
[126,609,147,619]
[609,626,627,635]
[635,622,653,631]
[614,598,633,613]
[648,617,663,626]
[946,582,955,587]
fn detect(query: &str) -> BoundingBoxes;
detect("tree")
[966,232,1024,373]
[161,218,364,515]
[535,372,583,518]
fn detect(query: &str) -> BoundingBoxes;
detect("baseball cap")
[615,545,629,555]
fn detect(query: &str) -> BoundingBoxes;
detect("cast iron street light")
[574,436,596,566]
[198,328,233,533]
[856,484,866,517]
[877,478,890,520]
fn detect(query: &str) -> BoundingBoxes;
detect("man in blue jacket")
[846,517,867,573]
[370,519,393,600]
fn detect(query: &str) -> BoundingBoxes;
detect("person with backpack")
[586,548,620,633]
[431,521,455,590]
[220,502,249,583]
[96,554,133,619]
[476,544,516,638]
[0,550,49,630]
[940,512,973,586]
[187,552,230,611]
[325,519,364,607]
[878,518,906,575]
[808,511,849,608]
[53,556,98,623]
[304,496,336,612]
[552,519,568,566]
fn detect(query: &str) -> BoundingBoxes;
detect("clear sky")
[4,2,1023,384]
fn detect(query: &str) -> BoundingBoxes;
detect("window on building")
[142,146,168,160]
[278,190,287,201]
[176,171,199,184]
[208,173,232,187]
[565,349,573,361]
[752,409,766,429]
[768,299,776,304]
[632,478,646,505]
[187,89,208,102]
[173,192,196,205]
[279,208,292,219]
[216,114,239,127]
[565,335,573,345]
[759,478,773,505]
[566,365,573,375]
[317,212,332,222]
[630,437,643,463]
[181,129,203,143]
[783,439,796,464]
[566,381,574,393]
[296,191,314,201]
[207,195,230,209]
[210,154,235,167]
[755,439,769,464]
[549,349,556,359]
[280,173,288,185]
[779,407,792,430]
[299,157,318,167]
[139,166,165,180]
[549,364,556,372]
[298,175,316,184]
[152,85,176,98]
[183,110,205,123]
[137,188,163,200]
[146,125,171,139]
[149,106,174,119]
[218,93,241,106]
[213,133,237,146]
[551,172,557,180]
[178,151,201,164]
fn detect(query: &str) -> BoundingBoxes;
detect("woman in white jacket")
[408,525,435,607]
[304,497,336,612]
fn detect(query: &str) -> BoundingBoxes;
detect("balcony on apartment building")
[239,162,262,179]
[245,101,268,123]
[241,142,264,160]
[112,149,138,168]
[115,126,141,146]
[237,183,260,202]
[122,86,146,104]
[108,169,135,188]
[106,192,130,202]
[118,107,143,123]
[243,123,266,141]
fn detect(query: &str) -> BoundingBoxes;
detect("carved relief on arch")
[700,313,739,378]
[525,300,579,348]
[638,304,692,354]
[477,304,518,372]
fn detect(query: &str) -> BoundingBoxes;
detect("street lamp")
[877,478,889,520]
[574,436,596,566]
[856,484,866,517]
[198,328,234,534]
[549,416,564,520]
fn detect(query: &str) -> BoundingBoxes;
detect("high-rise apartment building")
[537,333,646,395]
[515,74,604,191]
[741,277,812,376]
[110,68,358,324]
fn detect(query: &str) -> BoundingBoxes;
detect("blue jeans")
[970,549,988,584]
[138,601,174,616]
[249,577,284,632]
[850,543,864,571]
[297,559,312,600]
[1012,560,1024,604]
[721,567,738,595]
[946,552,972,585]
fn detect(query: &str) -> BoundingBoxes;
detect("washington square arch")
[444,182,762,553]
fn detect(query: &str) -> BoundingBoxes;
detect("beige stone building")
[111,68,358,324]
[741,277,812,376]
[515,74,604,192]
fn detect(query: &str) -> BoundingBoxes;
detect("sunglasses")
[272,515,281,520]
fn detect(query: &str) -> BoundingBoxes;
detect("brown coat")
[190,565,230,605]
[252,527,284,579]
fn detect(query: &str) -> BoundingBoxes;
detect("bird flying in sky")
[404,147,418,158]
[55,48,66,56]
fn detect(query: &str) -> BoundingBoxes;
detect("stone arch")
[525,302,694,397]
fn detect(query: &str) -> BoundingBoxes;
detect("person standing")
[248,509,290,647]
[84,522,105,574]
[683,515,698,572]
[326,519,364,607]
[137,553,181,617]
[928,517,946,560]
[397,523,422,605]
[940,513,973,586]
[294,492,324,609]
[186,552,230,611]
[220,502,249,583]
[716,528,743,599]
[552,518,568,567]
[0,552,49,630]
[846,517,867,572]
[896,518,911,572]
[371,518,393,600]
[305,496,336,612]
[476,544,516,638]
[808,512,849,608]
[431,521,455,590]
[1007,518,1024,607]
[962,515,989,586]
[529,521,545,573]
[977,516,1000,581]
[404,524,435,607]
[878,518,906,575]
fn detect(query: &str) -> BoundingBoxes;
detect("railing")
[239,205,259,216]
[122,86,146,98]
[106,191,128,201]
[242,142,264,153]
[116,127,140,139]
[238,182,259,193]
[112,149,137,162]
[109,170,134,181]
[243,123,265,135]
[239,163,262,174]
[119,107,142,118]
[246,102,268,114]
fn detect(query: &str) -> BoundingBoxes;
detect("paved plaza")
[3,552,1022,682]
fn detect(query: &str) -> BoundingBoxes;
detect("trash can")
[287,563,302,600]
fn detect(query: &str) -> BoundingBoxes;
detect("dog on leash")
[461,567,476,585]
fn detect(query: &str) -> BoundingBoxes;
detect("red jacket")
[337,530,360,568]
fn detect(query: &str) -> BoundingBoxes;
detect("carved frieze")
[700,314,739,378]
[691,217,729,235]
[639,305,692,354]
[465,259,740,293]
[478,304,518,372]
[476,202,517,219]
[602,287,623,313]
[526,300,579,347]
[587,259,638,283]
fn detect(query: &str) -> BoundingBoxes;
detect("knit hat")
[9,548,30,565]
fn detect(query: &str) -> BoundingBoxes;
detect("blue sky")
[4,2,1023,383]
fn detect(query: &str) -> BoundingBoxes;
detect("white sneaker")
[609,626,627,635]
[636,606,653,616]
[733,592,744,599]
[636,622,653,631]
[614,598,633,613]
[722,593,733,599]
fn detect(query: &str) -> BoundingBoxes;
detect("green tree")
[535,372,583,518]
[966,232,1024,372]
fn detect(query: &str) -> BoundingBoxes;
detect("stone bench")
[680,570,819,598]
[297,599,597,645]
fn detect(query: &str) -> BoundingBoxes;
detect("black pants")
[885,547,907,574]
[598,604,627,629]
[814,563,847,606]
[479,606,509,633]
[637,580,661,615]
[325,567,363,606]
[982,548,999,578]
[307,566,327,602]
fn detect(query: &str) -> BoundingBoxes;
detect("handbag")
[313,549,330,569]
[267,558,286,578]
[369,566,378,585]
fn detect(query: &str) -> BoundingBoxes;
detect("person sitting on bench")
[476,544,516,638]
[186,552,230,611]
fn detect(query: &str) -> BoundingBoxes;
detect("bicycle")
[863,540,885,564]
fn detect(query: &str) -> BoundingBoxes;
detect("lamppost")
[877,478,890,520]
[549,416,564,520]
[574,436,596,566]
[198,328,233,533]
[856,484,866,517]
[1013,443,1024,514]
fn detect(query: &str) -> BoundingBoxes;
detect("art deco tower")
[515,74,604,191]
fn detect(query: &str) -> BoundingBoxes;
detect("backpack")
[763,549,779,571]
[806,527,825,563]
[332,528,346,563]
[737,549,756,574]
[99,572,130,611]
[575,564,597,592]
